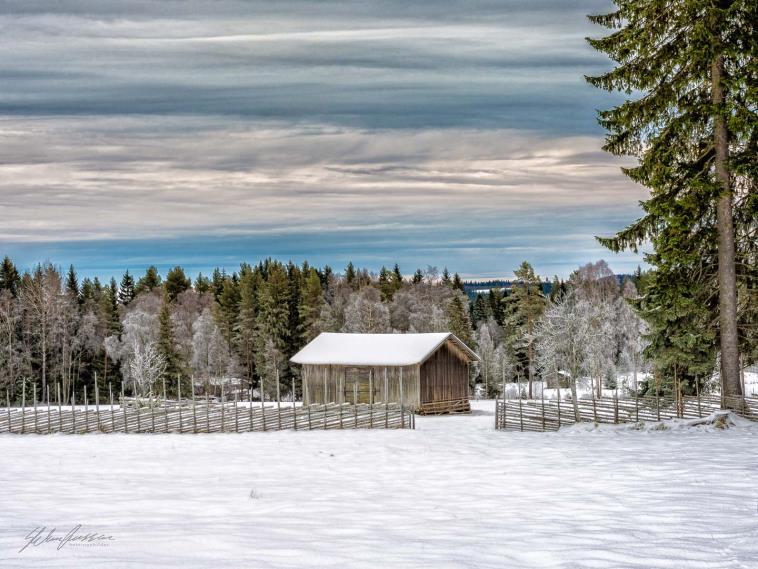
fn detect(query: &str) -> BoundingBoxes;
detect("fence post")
[635,390,639,422]
[135,385,141,433]
[122,384,127,433]
[150,389,155,433]
[235,390,239,433]
[354,381,359,428]
[591,395,597,423]
[58,383,63,432]
[193,389,197,434]
[400,368,405,429]
[494,394,499,429]
[71,389,75,434]
[368,370,373,429]
[206,392,210,433]
[176,376,182,433]
[221,383,226,433]
[6,390,11,434]
[21,381,25,434]
[293,371,298,431]
[163,376,168,433]
[540,381,546,432]
[248,388,253,432]
[109,383,114,433]
[518,391,524,432]
[84,386,89,433]
[656,390,660,421]
[261,377,266,432]
[95,381,100,432]
[556,388,561,429]
[696,376,702,418]
[614,391,619,424]
[33,384,38,434]
[46,386,51,434]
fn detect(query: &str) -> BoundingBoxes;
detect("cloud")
[0,1,645,278]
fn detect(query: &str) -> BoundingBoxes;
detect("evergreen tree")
[211,268,226,301]
[135,266,161,296]
[236,267,260,383]
[441,267,451,286]
[452,272,465,293]
[0,256,20,296]
[100,278,121,336]
[215,276,240,351]
[255,263,290,392]
[392,264,403,291]
[344,262,357,289]
[472,294,489,325]
[412,269,423,284]
[488,288,505,325]
[165,266,191,302]
[65,265,79,299]
[445,294,474,348]
[586,0,756,398]
[505,261,546,397]
[378,266,394,301]
[194,272,211,294]
[299,269,324,343]
[118,270,135,306]
[157,292,182,389]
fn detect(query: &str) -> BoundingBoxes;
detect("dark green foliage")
[165,266,191,302]
[452,272,465,293]
[587,0,757,379]
[0,256,20,296]
[118,270,135,306]
[445,294,474,348]
[135,266,162,297]
[412,269,423,284]
[344,262,357,289]
[65,265,79,299]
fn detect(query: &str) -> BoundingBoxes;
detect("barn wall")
[301,364,420,408]
[419,342,470,404]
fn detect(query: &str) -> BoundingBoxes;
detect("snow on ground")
[1,400,757,569]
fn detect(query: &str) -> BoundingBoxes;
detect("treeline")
[0,258,478,401]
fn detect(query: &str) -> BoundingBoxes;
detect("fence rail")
[0,401,413,434]
[495,394,758,432]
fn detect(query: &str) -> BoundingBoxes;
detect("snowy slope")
[1,400,756,569]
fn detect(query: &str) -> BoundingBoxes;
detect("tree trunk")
[712,54,742,402]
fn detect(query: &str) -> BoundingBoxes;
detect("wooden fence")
[0,382,414,434]
[495,393,758,432]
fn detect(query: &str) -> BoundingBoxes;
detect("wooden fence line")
[495,394,758,432]
[0,402,411,434]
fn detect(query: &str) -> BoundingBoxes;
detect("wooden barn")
[290,332,479,414]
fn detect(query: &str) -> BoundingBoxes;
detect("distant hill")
[463,274,635,299]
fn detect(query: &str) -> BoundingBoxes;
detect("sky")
[0,0,648,281]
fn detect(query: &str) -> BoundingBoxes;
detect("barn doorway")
[344,367,375,404]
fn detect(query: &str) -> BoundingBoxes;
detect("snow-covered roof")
[290,332,479,366]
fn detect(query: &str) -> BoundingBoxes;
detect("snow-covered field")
[1,401,757,569]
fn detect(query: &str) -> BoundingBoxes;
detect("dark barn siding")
[419,342,469,406]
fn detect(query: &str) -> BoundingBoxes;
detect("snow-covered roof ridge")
[290,332,479,366]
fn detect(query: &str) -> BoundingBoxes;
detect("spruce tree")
[412,269,423,285]
[118,270,135,306]
[441,267,451,286]
[216,276,240,351]
[194,272,211,294]
[586,0,756,398]
[452,272,465,293]
[157,292,182,390]
[65,265,79,299]
[344,262,357,289]
[165,266,191,302]
[135,266,161,296]
[299,269,324,343]
[505,261,546,397]
[236,268,260,384]
[0,257,20,296]
[392,264,403,291]
[445,294,474,348]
